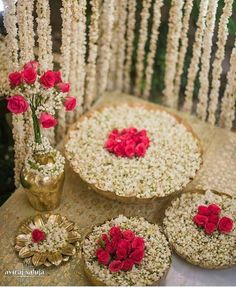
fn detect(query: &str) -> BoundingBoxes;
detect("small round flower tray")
[163,189,236,269]
[65,103,203,204]
[81,215,172,286]
[14,213,81,267]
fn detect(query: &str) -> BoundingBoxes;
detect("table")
[0,92,235,286]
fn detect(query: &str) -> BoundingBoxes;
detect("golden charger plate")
[81,215,172,286]
[14,213,81,267]
[65,102,203,204]
[163,189,236,269]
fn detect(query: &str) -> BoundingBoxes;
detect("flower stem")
[32,110,41,144]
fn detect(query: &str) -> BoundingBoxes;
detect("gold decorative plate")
[15,213,81,267]
[65,102,203,204]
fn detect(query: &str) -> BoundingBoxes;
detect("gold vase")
[20,153,65,211]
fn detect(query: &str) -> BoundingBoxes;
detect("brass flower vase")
[20,152,65,211]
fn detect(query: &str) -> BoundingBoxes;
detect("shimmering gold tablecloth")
[0,92,236,286]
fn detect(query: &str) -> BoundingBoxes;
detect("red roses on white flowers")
[7,95,29,114]
[193,203,234,235]
[32,229,46,243]
[64,96,77,111]
[104,127,150,158]
[95,226,145,273]
[39,113,57,129]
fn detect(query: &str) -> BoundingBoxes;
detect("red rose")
[21,68,37,84]
[193,214,208,227]
[135,143,147,157]
[129,248,144,264]
[54,71,62,84]
[128,127,137,134]
[9,71,22,87]
[124,144,135,158]
[114,144,125,157]
[218,216,234,233]
[116,248,127,260]
[122,258,134,271]
[109,260,124,273]
[56,82,70,93]
[204,222,217,235]
[24,60,39,70]
[39,112,57,128]
[105,139,116,152]
[101,234,110,245]
[7,95,29,114]
[64,96,77,111]
[105,241,117,254]
[208,204,221,215]
[123,230,135,241]
[96,249,110,265]
[40,70,55,88]
[131,237,145,250]
[208,214,219,224]
[109,226,122,239]
[140,136,150,148]
[197,205,209,216]
[32,229,46,243]
[117,239,131,253]
[137,130,147,137]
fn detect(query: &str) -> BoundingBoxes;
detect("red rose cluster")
[7,60,77,129]
[31,228,46,243]
[104,128,150,158]
[193,203,234,235]
[95,226,145,273]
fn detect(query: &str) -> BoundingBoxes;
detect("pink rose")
[193,214,208,227]
[204,222,217,235]
[54,71,62,84]
[39,112,57,128]
[135,143,147,157]
[129,248,144,264]
[122,258,134,271]
[116,248,127,260]
[32,229,46,243]
[56,82,70,93]
[96,249,110,265]
[24,60,39,70]
[64,96,77,111]
[218,216,234,233]
[40,70,55,88]
[131,237,145,250]
[21,68,37,84]
[124,144,135,158]
[109,260,124,273]
[8,71,22,87]
[7,95,29,114]
[123,230,135,241]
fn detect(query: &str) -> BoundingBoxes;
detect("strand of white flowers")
[219,39,236,129]
[16,0,35,145]
[75,0,86,120]
[107,3,119,91]
[96,0,115,98]
[115,0,128,91]
[163,0,184,107]
[174,0,193,99]
[36,0,55,144]
[123,0,136,94]
[183,0,209,112]
[67,0,80,124]
[196,0,218,120]
[84,0,100,110]
[134,0,152,97]
[3,0,25,186]
[207,0,234,125]
[143,0,163,99]
[57,0,72,141]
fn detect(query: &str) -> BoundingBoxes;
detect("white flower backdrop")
[0,0,235,185]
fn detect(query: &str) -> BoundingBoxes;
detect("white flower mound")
[82,215,171,286]
[163,190,236,268]
[66,105,202,198]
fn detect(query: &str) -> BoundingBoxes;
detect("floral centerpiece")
[7,60,77,211]
[163,189,236,269]
[82,215,171,285]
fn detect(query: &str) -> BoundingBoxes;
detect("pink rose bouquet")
[7,60,77,144]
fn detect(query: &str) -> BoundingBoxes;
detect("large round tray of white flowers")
[163,189,236,269]
[65,103,202,203]
[82,215,172,286]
